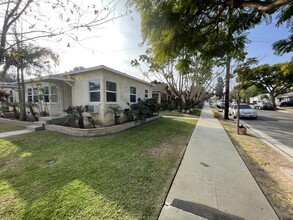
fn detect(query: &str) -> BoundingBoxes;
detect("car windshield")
[240,104,251,109]
[233,104,251,109]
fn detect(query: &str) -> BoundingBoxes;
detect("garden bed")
[45,115,161,137]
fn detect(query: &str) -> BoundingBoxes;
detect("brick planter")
[45,115,161,137]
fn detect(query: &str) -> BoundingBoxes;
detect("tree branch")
[234,0,292,13]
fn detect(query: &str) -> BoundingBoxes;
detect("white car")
[229,104,258,119]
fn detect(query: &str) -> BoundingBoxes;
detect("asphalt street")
[240,110,293,149]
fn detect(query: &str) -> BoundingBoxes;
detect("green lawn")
[0,118,196,220]
[0,123,25,133]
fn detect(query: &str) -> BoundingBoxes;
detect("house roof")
[56,65,154,86]
[277,92,293,98]
[152,83,168,92]
[0,82,18,89]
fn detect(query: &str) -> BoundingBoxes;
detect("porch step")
[26,123,44,132]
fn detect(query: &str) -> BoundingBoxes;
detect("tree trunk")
[19,67,26,121]
[224,56,231,119]
[17,68,23,120]
[271,93,277,108]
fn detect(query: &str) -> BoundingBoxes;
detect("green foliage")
[129,0,263,63]
[130,0,292,60]
[237,61,293,106]
[215,77,224,98]
[105,105,123,125]
[64,106,85,128]
[124,98,159,121]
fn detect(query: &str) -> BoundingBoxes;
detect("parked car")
[229,104,258,119]
[215,100,225,112]
[279,100,293,107]
[254,101,275,110]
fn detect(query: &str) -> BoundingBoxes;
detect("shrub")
[124,98,159,122]
[64,105,85,128]
[105,105,123,125]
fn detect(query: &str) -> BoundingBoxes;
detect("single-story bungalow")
[152,83,171,104]
[276,92,293,104]
[1,65,154,126]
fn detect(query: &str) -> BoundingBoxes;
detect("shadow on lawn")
[0,118,196,219]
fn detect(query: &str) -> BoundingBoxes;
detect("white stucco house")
[2,65,154,126]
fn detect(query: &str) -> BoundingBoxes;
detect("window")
[43,86,49,102]
[106,81,117,102]
[145,89,148,98]
[50,86,58,102]
[33,88,38,102]
[27,88,32,102]
[89,80,100,102]
[130,86,136,103]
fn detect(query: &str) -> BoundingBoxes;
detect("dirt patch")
[220,119,293,220]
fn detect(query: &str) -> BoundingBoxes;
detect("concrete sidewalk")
[0,129,32,138]
[159,103,278,220]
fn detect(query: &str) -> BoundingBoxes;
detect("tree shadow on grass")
[0,118,196,219]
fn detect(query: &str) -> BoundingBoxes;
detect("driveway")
[239,109,293,159]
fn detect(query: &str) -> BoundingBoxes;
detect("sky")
[43,1,292,81]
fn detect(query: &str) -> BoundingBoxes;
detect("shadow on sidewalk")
[171,199,244,220]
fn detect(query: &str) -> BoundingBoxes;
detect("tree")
[237,62,293,107]
[132,49,218,110]
[233,57,258,134]
[0,0,127,74]
[3,39,59,121]
[129,0,292,57]
[215,77,224,99]
[129,0,266,119]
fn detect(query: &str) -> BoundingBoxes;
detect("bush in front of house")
[124,98,159,122]
[64,105,85,128]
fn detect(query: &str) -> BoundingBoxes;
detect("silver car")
[230,104,258,119]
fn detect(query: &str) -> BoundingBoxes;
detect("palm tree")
[64,105,85,128]
[106,105,122,125]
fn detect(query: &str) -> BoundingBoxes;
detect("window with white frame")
[27,88,33,102]
[130,86,136,103]
[33,88,38,102]
[42,86,49,102]
[50,86,58,102]
[89,80,100,102]
[27,86,57,103]
[106,81,117,102]
[145,89,148,98]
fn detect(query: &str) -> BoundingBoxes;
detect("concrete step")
[26,124,44,131]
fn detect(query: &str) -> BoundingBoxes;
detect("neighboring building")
[152,83,171,104]
[2,65,154,126]
[276,92,293,105]
[249,93,269,104]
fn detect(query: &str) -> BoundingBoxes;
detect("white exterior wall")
[71,69,153,126]
[24,81,67,116]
